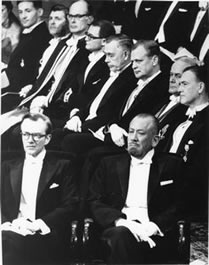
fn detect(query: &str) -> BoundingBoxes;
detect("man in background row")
[1,0,51,113]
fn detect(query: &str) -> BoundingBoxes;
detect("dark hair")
[2,1,13,11]
[17,1,43,9]
[50,4,69,19]
[69,0,94,16]
[132,40,161,60]
[91,20,115,38]
[131,113,159,135]
[2,1,21,27]
[21,113,53,134]
[183,65,208,93]
[106,34,133,52]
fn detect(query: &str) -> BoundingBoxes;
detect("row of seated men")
[1,0,208,113]
[1,109,207,264]
[1,1,208,264]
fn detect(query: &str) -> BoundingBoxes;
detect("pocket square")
[178,8,188,12]
[49,183,59,189]
[92,79,101,85]
[160,180,173,186]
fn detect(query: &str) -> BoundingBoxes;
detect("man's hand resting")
[109,124,128,147]
[64,116,82,132]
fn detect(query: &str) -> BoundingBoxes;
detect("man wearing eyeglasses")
[17,0,94,119]
[1,113,78,264]
[65,19,115,118]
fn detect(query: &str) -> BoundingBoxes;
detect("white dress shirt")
[86,71,119,120]
[22,21,43,34]
[122,149,154,223]
[169,102,209,153]
[45,36,84,104]
[157,95,180,118]
[18,149,46,220]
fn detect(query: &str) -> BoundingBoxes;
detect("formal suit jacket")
[116,72,169,131]
[4,22,51,93]
[89,152,182,233]
[161,2,199,53]
[158,105,209,219]
[77,64,138,132]
[46,37,90,120]
[67,55,110,111]
[1,152,79,237]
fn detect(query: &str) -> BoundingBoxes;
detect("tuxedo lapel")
[117,155,131,199]
[147,157,163,203]
[36,156,54,201]
[10,160,24,207]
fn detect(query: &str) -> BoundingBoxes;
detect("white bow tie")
[169,95,180,103]
[88,53,96,62]
[66,38,77,47]
[110,71,120,77]
[185,108,197,119]
[132,157,152,166]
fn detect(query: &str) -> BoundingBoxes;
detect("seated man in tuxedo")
[18,0,94,117]
[19,3,70,99]
[157,65,208,220]
[88,113,182,264]
[1,113,78,264]
[156,56,198,126]
[64,19,115,116]
[52,34,137,154]
[1,0,51,113]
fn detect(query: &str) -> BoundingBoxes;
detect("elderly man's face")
[48,10,68,38]
[21,118,51,157]
[68,1,92,36]
[178,70,203,107]
[169,60,190,95]
[104,40,129,73]
[127,116,159,159]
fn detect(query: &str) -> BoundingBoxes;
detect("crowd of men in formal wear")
[1,0,208,264]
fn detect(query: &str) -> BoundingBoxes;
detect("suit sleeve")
[40,160,79,230]
[88,160,126,228]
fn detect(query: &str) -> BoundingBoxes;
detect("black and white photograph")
[1,0,208,264]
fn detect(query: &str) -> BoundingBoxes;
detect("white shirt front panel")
[18,149,46,220]
[86,72,119,120]
[122,149,154,223]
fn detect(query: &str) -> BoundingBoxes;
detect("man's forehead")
[69,1,88,14]
[50,10,66,18]
[131,45,148,59]
[130,117,153,129]
[21,119,47,131]
[18,2,35,9]
[171,61,189,74]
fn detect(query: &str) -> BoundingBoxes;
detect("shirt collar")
[131,149,155,166]
[137,70,161,87]
[25,149,46,163]
[22,21,43,34]
[169,94,180,102]
[88,50,104,62]
[186,102,209,118]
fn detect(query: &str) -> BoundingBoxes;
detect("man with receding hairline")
[89,113,182,264]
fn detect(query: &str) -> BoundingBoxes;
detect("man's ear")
[87,15,94,25]
[37,8,44,18]
[45,134,52,145]
[152,134,160,148]
[198,81,205,94]
[152,55,159,66]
